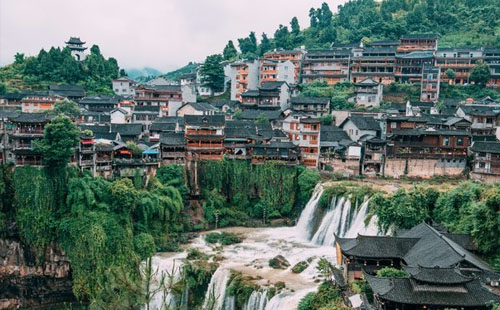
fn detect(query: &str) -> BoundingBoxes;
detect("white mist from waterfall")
[295,184,324,240]
[307,195,381,246]
[146,253,185,310]
[202,268,231,310]
[244,290,268,310]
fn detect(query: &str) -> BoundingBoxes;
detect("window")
[457,137,463,146]
[391,122,397,129]
[479,162,486,168]
[443,137,450,146]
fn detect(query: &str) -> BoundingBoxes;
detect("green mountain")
[126,67,163,80]
[227,0,500,59]
[161,62,199,82]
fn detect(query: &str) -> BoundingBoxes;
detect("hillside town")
[1,35,499,182]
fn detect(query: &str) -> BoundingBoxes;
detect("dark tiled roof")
[134,105,160,112]
[150,122,176,132]
[184,115,225,127]
[321,126,350,142]
[160,132,185,146]
[459,105,500,116]
[79,124,111,134]
[401,223,492,270]
[337,235,420,259]
[241,90,260,97]
[259,81,287,90]
[342,115,381,131]
[0,109,20,119]
[66,37,85,44]
[403,266,473,284]
[150,85,182,92]
[96,132,119,140]
[154,116,184,124]
[239,109,283,121]
[211,100,240,109]
[181,102,217,112]
[79,95,120,105]
[10,113,55,123]
[400,33,438,40]
[365,274,499,306]
[389,128,469,137]
[471,141,500,154]
[111,123,143,136]
[396,51,434,59]
[291,97,330,105]
[48,84,85,98]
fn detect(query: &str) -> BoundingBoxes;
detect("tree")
[445,68,456,81]
[54,99,81,118]
[376,267,409,278]
[318,3,333,28]
[35,116,80,169]
[259,33,273,56]
[274,25,291,49]
[238,32,258,56]
[291,17,301,35]
[470,64,491,87]
[0,82,6,95]
[321,114,334,125]
[119,69,127,77]
[223,40,238,60]
[14,52,25,64]
[200,54,225,92]
[309,8,318,28]
[256,112,269,124]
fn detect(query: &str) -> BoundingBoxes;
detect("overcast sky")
[0,0,347,73]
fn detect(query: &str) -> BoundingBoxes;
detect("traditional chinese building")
[302,49,351,85]
[134,85,183,116]
[420,65,441,102]
[160,132,186,164]
[185,115,225,160]
[240,81,290,110]
[435,48,483,85]
[385,128,470,178]
[262,49,305,84]
[21,93,59,113]
[365,266,499,310]
[282,113,321,167]
[470,141,500,181]
[9,113,55,166]
[351,46,396,84]
[65,37,87,61]
[259,59,295,85]
[397,34,438,54]
[290,97,330,117]
[484,47,500,87]
[395,51,434,83]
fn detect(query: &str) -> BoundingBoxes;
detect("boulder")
[269,255,290,269]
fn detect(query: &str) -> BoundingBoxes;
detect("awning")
[81,140,95,145]
[143,148,159,155]
[119,150,131,155]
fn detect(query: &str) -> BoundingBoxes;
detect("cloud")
[0,0,346,72]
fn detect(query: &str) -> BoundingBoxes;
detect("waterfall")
[225,295,235,310]
[202,268,231,310]
[295,184,324,240]
[300,187,381,247]
[244,290,268,310]
[146,254,185,310]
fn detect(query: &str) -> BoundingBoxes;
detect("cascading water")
[244,290,268,310]
[202,268,231,310]
[146,253,185,310]
[295,184,324,240]
[305,193,381,246]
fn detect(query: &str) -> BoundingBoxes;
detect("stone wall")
[384,158,466,178]
[0,239,76,309]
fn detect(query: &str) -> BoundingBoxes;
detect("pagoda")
[65,37,87,61]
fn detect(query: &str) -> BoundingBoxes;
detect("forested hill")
[220,0,500,59]
[0,45,124,95]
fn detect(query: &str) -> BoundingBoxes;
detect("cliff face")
[0,238,76,309]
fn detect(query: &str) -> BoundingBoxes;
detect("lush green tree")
[223,40,238,60]
[133,232,156,260]
[259,33,273,56]
[376,267,409,278]
[321,114,334,125]
[0,82,6,95]
[14,53,25,64]
[291,17,301,35]
[200,54,225,92]
[297,168,321,209]
[470,64,491,87]
[35,116,80,169]
[445,69,456,80]
[274,25,292,50]
[238,32,258,56]
[54,99,81,118]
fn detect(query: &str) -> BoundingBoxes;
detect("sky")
[0,0,347,73]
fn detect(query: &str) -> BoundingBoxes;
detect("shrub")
[376,267,409,278]
[133,233,156,260]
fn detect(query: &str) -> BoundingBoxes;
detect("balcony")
[11,130,44,137]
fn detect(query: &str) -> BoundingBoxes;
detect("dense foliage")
[223,0,500,60]
[195,160,318,227]
[371,182,500,268]
[376,267,409,278]
[0,45,121,94]
[199,54,225,92]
